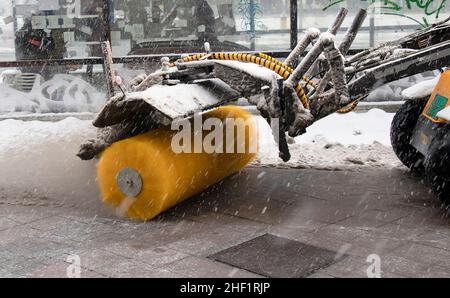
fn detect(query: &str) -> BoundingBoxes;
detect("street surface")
[0,167,449,278]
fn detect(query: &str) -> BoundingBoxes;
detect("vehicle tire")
[425,138,450,205]
[427,170,450,204]
[391,98,427,173]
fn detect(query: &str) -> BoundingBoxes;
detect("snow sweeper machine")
[77,8,450,220]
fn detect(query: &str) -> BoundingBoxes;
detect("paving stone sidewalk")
[0,167,449,278]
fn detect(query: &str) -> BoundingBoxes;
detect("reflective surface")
[0,1,448,115]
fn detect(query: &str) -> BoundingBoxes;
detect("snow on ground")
[0,117,100,209]
[254,109,401,170]
[0,109,401,207]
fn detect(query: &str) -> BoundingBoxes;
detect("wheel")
[391,98,427,173]
[427,171,450,204]
[425,137,450,204]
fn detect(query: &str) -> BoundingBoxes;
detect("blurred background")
[0,0,448,115]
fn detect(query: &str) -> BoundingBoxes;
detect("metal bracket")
[116,168,143,198]
[276,78,291,162]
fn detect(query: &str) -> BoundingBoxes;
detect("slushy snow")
[0,117,101,210]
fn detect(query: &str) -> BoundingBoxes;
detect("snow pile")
[0,74,106,114]
[367,71,439,102]
[36,75,106,113]
[0,83,39,113]
[255,109,401,169]
[0,117,101,210]
[296,108,393,146]
[437,106,450,121]
[401,75,440,99]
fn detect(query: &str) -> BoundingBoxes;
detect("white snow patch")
[0,75,106,114]
[0,84,39,113]
[298,108,393,146]
[437,106,450,121]
[255,109,401,169]
[401,75,439,99]
[134,82,225,119]
[259,108,394,147]
[0,117,101,210]
[214,60,281,82]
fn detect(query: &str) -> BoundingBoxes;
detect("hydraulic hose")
[172,52,311,110]
[258,53,317,88]
[337,100,359,113]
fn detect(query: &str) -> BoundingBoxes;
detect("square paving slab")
[209,233,345,278]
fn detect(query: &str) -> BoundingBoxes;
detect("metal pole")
[369,7,375,47]
[100,0,113,87]
[339,9,368,54]
[298,0,303,33]
[102,0,113,44]
[290,0,298,50]
[287,10,348,87]
[12,0,18,59]
[12,0,17,33]
[312,9,368,107]
[327,7,348,34]
[250,0,256,50]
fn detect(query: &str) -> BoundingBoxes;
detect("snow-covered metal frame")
[77,9,450,162]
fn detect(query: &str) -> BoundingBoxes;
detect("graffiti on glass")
[323,0,447,27]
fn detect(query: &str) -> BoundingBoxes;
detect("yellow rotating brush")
[97,106,258,221]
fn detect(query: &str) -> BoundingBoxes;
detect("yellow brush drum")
[96,106,258,220]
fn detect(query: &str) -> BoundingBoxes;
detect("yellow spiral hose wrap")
[209,52,310,109]
[97,106,258,221]
[258,53,317,89]
[337,100,359,114]
[173,53,359,115]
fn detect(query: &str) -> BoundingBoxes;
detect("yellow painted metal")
[423,71,450,124]
[97,106,258,221]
